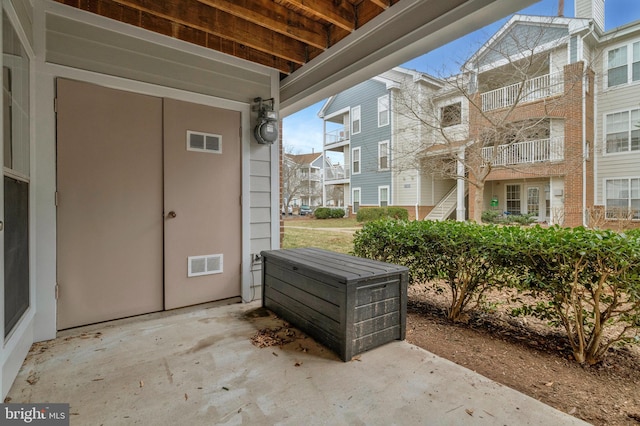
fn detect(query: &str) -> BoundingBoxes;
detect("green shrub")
[314,207,345,219]
[481,210,501,223]
[503,226,640,365]
[356,207,409,222]
[354,221,640,363]
[330,208,346,218]
[353,220,509,321]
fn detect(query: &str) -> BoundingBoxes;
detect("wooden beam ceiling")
[56,0,397,75]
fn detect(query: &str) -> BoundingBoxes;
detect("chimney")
[575,0,605,32]
[558,0,564,17]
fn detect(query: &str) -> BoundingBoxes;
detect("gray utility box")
[261,247,408,361]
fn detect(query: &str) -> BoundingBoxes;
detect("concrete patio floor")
[6,301,589,425]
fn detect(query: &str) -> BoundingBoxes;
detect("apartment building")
[319,0,640,228]
[282,152,328,209]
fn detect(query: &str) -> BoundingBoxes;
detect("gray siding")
[325,79,392,205]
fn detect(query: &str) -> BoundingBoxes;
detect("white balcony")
[325,128,350,150]
[325,165,350,182]
[480,72,564,112]
[482,137,564,166]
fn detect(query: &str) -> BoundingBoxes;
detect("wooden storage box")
[261,248,408,361]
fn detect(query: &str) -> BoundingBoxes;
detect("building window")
[506,184,521,215]
[352,147,361,175]
[352,188,361,213]
[378,186,389,207]
[378,95,389,127]
[607,41,640,87]
[351,105,361,135]
[441,102,461,127]
[378,141,389,170]
[605,109,640,153]
[3,11,31,338]
[606,178,640,219]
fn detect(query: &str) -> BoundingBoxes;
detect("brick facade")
[467,62,594,227]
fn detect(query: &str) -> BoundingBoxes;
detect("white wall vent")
[187,131,222,154]
[188,253,223,277]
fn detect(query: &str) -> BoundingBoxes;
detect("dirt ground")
[405,284,640,425]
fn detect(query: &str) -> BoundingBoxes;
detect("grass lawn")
[282,217,359,254]
[283,217,360,229]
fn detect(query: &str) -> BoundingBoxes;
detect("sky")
[282,0,640,163]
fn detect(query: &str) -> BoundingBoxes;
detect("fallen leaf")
[294,361,302,367]
[139,380,144,388]
[465,408,474,416]
[272,352,278,357]
[568,407,577,415]
[91,378,104,382]
[545,382,553,387]
[222,386,229,391]
[184,393,188,401]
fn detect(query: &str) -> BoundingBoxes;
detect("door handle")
[167,211,177,219]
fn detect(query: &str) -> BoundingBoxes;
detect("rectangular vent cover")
[188,254,223,277]
[187,131,222,154]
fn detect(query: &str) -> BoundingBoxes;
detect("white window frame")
[604,177,640,220]
[603,108,640,155]
[605,40,640,89]
[351,105,361,135]
[378,185,389,207]
[377,95,389,127]
[378,140,389,171]
[440,101,462,128]
[505,184,522,215]
[352,187,361,213]
[352,146,361,175]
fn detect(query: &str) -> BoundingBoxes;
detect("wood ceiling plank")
[369,0,390,9]
[196,0,328,49]
[283,0,355,32]
[109,0,308,64]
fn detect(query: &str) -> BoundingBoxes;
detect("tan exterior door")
[56,79,164,329]
[163,99,242,310]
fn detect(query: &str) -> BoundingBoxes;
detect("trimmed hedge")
[314,207,345,219]
[356,207,409,222]
[353,220,640,364]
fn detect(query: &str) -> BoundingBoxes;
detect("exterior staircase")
[425,185,460,221]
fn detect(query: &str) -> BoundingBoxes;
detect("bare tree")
[393,17,594,223]
[282,146,307,213]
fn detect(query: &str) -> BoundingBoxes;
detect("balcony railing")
[482,137,564,166]
[480,71,564,112]
[325,165,350,182]
[325,128,350,146]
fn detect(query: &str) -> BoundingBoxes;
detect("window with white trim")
[605,109,640,153]
[440,102,462,127]
[378,95,389,127]
[605,178,640,219]
[378,186,389,207]
[506,184,521,215]
[378,141,389,170]
[351,105,361,135]
[352,188,361,213]
[607,41,640,87]
[352,147,361,175]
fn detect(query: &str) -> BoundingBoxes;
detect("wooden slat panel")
[355,279,400,306]
[110,0,308,64]
[264,273,342,321]
[354,312,400,338]
[265,261,344,306]
[352,325,401,355]
[197,0,328,49]
[354,298,400,322]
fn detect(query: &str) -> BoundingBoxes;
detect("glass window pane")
[609,46,627,67]
[608,66,627,87]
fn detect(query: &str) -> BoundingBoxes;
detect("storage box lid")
[261,247,408,283]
